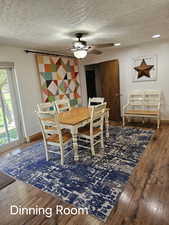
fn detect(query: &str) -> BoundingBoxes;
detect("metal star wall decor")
[134,59,154,79]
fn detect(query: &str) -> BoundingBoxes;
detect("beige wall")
[81,40,169,120]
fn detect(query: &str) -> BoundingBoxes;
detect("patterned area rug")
[0,126,153,221]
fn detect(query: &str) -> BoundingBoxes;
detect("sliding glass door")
[0,68,23,149]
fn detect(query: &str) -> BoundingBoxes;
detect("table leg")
[71,127,79,161]
[105,111,109,138]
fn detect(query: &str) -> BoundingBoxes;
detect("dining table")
[44,107,109,161]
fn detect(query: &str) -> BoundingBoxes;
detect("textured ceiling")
[0,0,169,52]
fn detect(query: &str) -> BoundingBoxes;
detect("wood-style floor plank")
[0,125,169,225]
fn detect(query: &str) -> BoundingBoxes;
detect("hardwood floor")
[0,124,169,225]
[0,172,15,190]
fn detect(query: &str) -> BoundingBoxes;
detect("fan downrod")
[75,33,84,40]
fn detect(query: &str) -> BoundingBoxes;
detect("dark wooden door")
[97,60,121,121]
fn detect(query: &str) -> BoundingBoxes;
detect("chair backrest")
[36,111,63,144]
[55,99,71,113]
[37,102,56,112]
[88,97,104,106]
[90,103,107,134]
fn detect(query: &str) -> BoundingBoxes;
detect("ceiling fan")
[71,33,120,59]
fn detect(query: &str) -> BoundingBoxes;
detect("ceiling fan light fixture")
[73,49,87,59]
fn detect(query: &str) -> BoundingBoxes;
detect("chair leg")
[142,117,145,124]
[105,111,109,138]
[123,116,125,127]
[44,142,49,161]
[157,117,160,129]
[101,132,104,148]
[60,145,64,165]
[90,138,95,156]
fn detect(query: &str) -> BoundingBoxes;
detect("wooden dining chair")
[55,98,71,113]
[78,103,107,156]
[37,102,56,112]
[88,97,104,106]
[36,111,72,165]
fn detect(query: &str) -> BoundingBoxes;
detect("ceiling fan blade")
[88,49,102,55]
[94,43,114,48]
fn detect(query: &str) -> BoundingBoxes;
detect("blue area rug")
[0,126,153,221]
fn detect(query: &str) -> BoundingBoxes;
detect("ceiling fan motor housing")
[73,40,87,49]
[71,32,89,51]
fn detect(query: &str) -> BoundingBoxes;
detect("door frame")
[85,59,121,121]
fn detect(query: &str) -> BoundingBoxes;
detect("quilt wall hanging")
[36,54,81,106]
[132,55,157,82]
